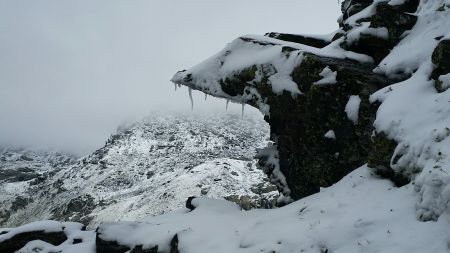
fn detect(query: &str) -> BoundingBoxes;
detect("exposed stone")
[341,1,418,64]
[96,233,132,253]
[431,39,450,79]
[51,194,96,223]
[170,234,179,253]
[265,32,329,48]
[340,0,373,23]
[186,196,196,210]
[0,230,67,253]
[367,133,409,187]
[0,168,40,183]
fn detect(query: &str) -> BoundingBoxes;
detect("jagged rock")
[367,133,409,186]
[186,196,196,210]
[269,54,393,199]
[52,194,96,224]
[96,227,178,253]
[432,39,450,80]
[96,233,158,253]
[341,1,418,64]
[265,32,329,48]
[0,230,67,253]
[340,0,373,24]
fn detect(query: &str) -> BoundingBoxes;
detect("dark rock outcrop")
[265,32,330,48]
[340,1,418,64]
[432,39,450,76]
[172,0,424,202]
[0,230,67,253]
[96,231,159,253]
[96,230,178,253]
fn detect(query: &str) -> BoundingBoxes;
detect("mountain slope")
[0,114,277,228]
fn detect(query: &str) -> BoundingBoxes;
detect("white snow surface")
[370,0,450,220]
[0,221,95,253]
[345,95,361,124]
[324,130,336,139]
[97,166,450,253]
[5,167,450,252]
[314,66,337,85]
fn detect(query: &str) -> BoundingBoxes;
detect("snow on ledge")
[345,95,361,125]
[314,66,337,86]
[324,130,336,139]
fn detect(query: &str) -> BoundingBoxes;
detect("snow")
[97,166,450,253]
[256,144,291,203]
[438,73,450,91]
[171,34,372,115]
[345,95,361,124]
[324,130,336,139]
[346,22,389,45]
[375,0,450,78]
[1,114,277,228]
[0,221,95,253]
[5,167,450,253]
[369,0,450,220]
[314,66,337,85]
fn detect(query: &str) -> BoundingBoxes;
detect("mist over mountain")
[0,0,339,154]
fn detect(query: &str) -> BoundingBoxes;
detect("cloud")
[0,0,340,154]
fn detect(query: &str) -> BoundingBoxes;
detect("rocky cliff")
[171,0,450,216]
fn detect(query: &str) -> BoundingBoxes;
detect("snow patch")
[345,95,361,124]
[324,130,336,140]
[314,66,337,85]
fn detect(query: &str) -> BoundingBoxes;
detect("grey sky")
[0,0,340,154]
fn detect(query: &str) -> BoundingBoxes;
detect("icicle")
[188,87,193,110]
[241,103,245,118]
[204,93,208,101]
[174,83,177,91]
[226,99,230,111]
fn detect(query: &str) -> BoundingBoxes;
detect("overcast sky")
[0,0,340,155]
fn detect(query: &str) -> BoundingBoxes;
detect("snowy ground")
[3,166,449,253]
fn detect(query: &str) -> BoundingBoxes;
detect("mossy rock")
[367,133,409,186]
[220,66,257,97]
[431,39,450,80]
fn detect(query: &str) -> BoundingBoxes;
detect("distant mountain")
[0,114,277,228]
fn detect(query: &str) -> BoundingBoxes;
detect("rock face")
[171,0,427,201]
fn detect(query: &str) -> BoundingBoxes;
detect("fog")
[0,0,340,155]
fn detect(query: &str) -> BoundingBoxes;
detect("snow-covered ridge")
[0,114,277,228]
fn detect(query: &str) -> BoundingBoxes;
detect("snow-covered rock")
[171,0,450,222]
